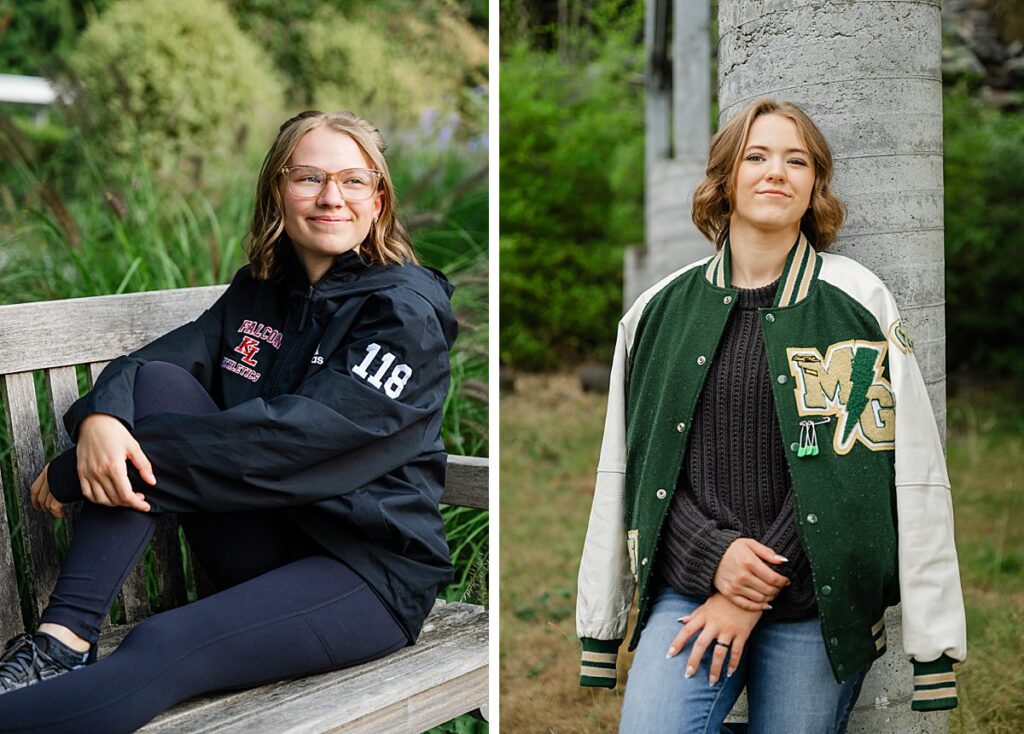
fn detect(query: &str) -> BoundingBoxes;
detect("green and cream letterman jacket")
[576,233,967,712]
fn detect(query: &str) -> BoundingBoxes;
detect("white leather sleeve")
[819,254,967,665]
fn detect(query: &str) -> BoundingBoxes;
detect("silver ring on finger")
[713,640,732,648]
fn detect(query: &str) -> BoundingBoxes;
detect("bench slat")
[87,361,110,387]
[2,372,59,621]
[0,461,24,641]
[133,601,488,733]
[442,455,488,510]
[0,287,225,374]
[43,366,79,454]
[150,516,187,613]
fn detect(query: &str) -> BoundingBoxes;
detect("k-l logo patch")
[786,340,895,454]
[234,336,260,366]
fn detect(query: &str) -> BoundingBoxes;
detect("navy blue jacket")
[57,245,458,642]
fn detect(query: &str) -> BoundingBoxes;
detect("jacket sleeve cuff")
[911,654,959,711]
[579,638,621,688]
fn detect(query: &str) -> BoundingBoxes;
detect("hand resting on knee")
[73,413,155,512]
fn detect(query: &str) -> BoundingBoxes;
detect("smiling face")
[279,127,382,283]
[730,113,816,238]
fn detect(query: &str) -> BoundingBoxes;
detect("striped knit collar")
[703,230,820,308]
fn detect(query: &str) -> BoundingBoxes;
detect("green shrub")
[68,0,284,170]
[228,1,487,128]
[943,83,1024,382]
[499,36,643,369]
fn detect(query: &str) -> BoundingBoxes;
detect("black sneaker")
[0,632,90,695]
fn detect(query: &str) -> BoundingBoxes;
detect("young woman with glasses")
[0,110,458,733]
[576,98,965,732]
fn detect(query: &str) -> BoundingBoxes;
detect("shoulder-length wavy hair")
[691,98,846,251]
[244,110,417,280]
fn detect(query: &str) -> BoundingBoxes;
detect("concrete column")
[673,0,711,163]
[627,0,716,307]
[718,1,949,732]
[645,0,671,169]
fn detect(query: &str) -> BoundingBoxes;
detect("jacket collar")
[278,241,372,295]
[704,230,820,308]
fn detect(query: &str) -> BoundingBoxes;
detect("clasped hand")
[712,537,790,611]
[662,539,792,686]
[30,413,156,518]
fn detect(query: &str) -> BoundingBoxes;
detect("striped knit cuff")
[911,655,958,711]
[579,638,621,688]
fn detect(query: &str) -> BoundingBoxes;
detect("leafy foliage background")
[499,1,1024,384]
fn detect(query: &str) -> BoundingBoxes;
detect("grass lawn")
[499,373,1023,733]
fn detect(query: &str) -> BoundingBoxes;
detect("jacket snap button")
[697,355,706,365]
[790,442,799,452]
[829,637,839,647]
[641,557,648,566]
[723,296,732,304]
[821,585,832,596]
[806,513,818,524]
[656,488,667,499]
[676,422,686,432]
[776,374,788,384]
[765,313,775,323]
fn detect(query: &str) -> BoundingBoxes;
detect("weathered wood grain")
[120,563,151,625]
[0,461,25,642]
[2,371,59,621]
[333,667,487,733]
[133,601,488,734]
[151,516,187,612]
[443,455,488,510]
[0,287,225,374]
[87,361,110,388]
[43,366,79,454]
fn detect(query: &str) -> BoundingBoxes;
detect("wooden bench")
[0,286,489,732]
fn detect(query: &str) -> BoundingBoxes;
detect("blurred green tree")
[66,0,285,171]
[499,1,643,369]
[943,83,1024,383]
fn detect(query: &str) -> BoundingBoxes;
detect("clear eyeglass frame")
[279,166,383,201]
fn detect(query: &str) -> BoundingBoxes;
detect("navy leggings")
[0,362,407,734]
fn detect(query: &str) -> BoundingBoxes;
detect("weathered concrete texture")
[719,1,949,732]
[627,159,715,306]
[632,0,714,307]
[674,0,712,162]
[845,608,950,734]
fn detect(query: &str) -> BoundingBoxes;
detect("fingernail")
[765,604,773,609]
[776,555,789,563]
[709,676,718,686]
[727,670,734,678]
[666,646,676,658]
[685,666,694,678]
[677,615,690,622]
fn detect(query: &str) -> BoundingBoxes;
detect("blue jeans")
[620,584,866,734]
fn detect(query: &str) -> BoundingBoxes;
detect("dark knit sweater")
[655,277,817,620]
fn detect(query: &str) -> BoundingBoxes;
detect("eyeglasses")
[279,166,383,201]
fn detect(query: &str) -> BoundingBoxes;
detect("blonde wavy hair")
[244,110,417,280]
[691,98,846,251]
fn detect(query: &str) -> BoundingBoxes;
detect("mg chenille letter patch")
[786,341,896,455]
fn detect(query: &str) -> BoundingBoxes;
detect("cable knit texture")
[656,278,817,620]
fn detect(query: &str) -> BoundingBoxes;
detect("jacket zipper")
[266,283,317,396]
[299,284,315,333]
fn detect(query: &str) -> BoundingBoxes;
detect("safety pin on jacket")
[798,416,831,457]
